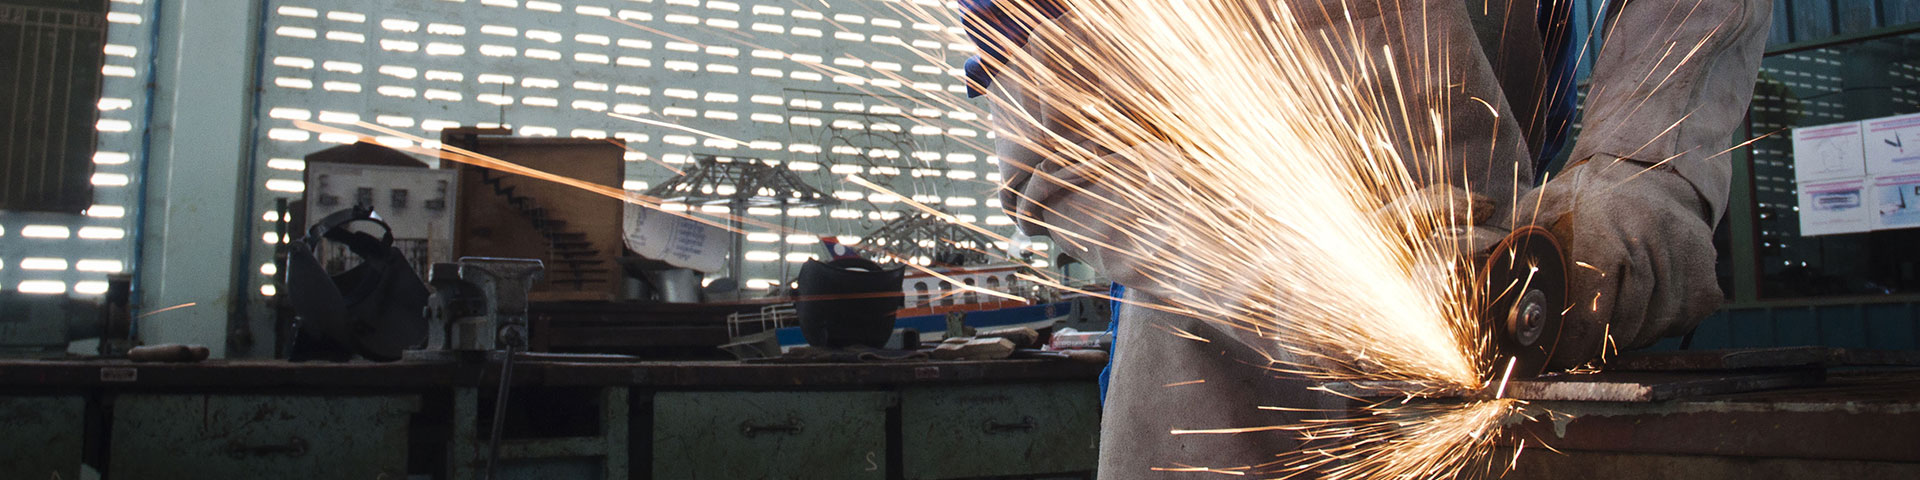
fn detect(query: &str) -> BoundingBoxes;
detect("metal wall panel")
[246,0,1020,317]
[0,0,149,306]
[0,0,107,213]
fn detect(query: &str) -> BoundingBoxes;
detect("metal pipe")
[483,347,516,480]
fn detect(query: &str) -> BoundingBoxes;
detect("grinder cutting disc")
[1477,226,1569,380]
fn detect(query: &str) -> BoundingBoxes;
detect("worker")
[965,0,1772,475]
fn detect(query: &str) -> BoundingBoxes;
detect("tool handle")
[225,436,307,459]
[984,416,1037,433]
[740,419,804,437]
[126,344,210,363]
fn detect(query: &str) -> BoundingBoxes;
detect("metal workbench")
[0,357,1101,389]
[0,358,1104,480]
[5,357,1918,479]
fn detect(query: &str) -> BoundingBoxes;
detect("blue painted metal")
[1653,301,1920,351]
[135,0,266,357]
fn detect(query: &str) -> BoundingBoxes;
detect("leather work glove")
[1517,155,1723,368]
[1373,184,1506,259]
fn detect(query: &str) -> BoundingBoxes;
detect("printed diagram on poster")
[1792,121,1867,182]
[623,203,728,273]
[1864,113,1920,175]
[1874,173,1920,230]
[1798,178,1872,236]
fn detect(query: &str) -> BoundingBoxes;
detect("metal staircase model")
[476,168,608,289]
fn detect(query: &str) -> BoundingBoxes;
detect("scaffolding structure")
[644,154,835,286]
[859,211,1000,267]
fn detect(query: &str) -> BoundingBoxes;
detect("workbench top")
[0,357,1102,389]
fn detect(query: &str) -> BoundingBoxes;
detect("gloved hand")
[1373,183,1505,259]
[1518,155,1723,368]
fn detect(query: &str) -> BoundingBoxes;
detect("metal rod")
[483,347,516,480]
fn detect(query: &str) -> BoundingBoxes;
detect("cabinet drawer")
[654,391,892,480]
[0,395,84,479]
[902,383,1100,479]
[110,394,419,479]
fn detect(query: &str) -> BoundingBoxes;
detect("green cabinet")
[109,394,418,479]
[653,391,893,479]
[0,395,85,479]
[902,383,1100,479]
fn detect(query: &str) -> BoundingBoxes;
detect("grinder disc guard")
[1477,226,1569,380]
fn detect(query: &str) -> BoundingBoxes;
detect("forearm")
[1567,0,1772,224]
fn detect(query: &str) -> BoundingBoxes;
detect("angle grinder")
[1475,225,1570,381]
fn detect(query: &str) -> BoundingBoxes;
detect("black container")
[795,258,905,349]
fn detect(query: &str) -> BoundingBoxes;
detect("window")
[0,1,110,212]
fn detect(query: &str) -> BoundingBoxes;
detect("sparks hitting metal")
[932,0,1567,476]
[293,0,1591,476]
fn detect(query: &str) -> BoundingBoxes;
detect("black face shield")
[283,205,429,362]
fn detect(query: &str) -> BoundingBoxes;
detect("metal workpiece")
[1323,347,1907,402]
[1325,369,1827,403]
[1504,370,1920,473]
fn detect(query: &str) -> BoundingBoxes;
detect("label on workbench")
[100,367,137,382]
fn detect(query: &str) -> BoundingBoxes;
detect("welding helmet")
[283,205,430,362]
[795,257,905,349]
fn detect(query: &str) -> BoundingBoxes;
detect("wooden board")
[445,130,627,301]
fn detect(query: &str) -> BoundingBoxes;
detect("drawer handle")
[984,416,1036,434]
[740,419,804,437]
[226,436,308,459]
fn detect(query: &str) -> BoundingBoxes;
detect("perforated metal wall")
[250,0,1031,304]
[0,0,151,298]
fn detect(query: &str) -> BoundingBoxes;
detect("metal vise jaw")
[426,257,544,352]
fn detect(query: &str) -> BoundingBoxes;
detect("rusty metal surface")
[1505,369,1827,402]
[0,358,1099,388]
[1507,370,1920,463]
[1324,368,1826,402]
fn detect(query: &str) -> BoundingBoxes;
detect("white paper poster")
[623,203,728,273]
[1872,172,1920,230]
[1792,121,1867,182]
[1864,113,1920,175]
[1798,178,1872,236]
